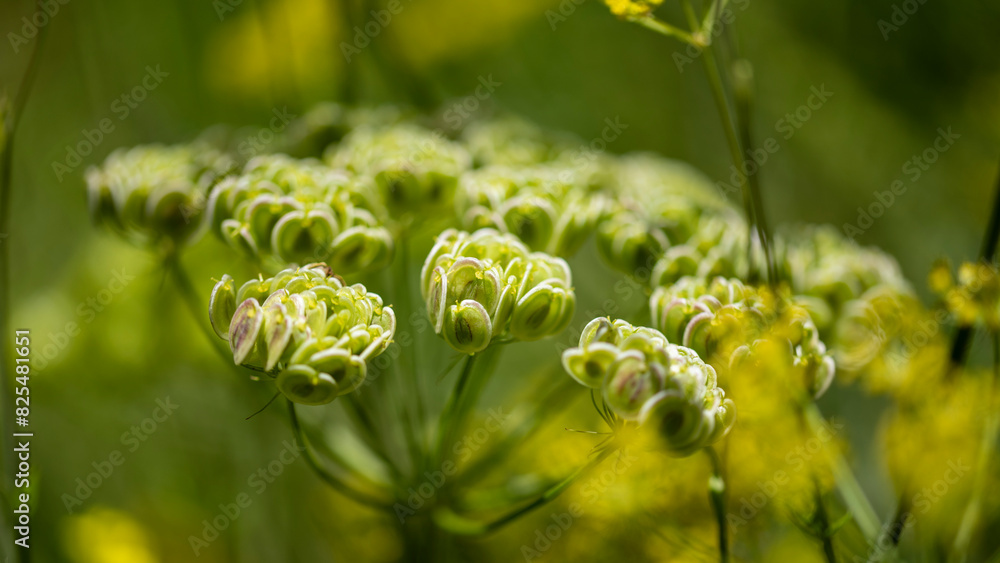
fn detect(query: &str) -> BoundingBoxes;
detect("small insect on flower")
[209,264,395,405]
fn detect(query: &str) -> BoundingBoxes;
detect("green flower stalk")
[209,264,396,405]
[562,317,736,456]
[330,124,471,216]
[86,144,234,247]
[421,228,576,354]
[205,154,393,273]
[455,164,610,257]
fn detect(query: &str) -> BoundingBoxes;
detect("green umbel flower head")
[206,154,393,274]
[597,155,745,279]
[209,264,396,405]
[86,144,234,247]
[562,317,736,457]
[421,228,576,354]
[651,277,837,399]
[456,164,610,257]
[330,124,471,216]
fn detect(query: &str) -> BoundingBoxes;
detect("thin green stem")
[434,353,478,463]
[636,16,704,47]
[804,403,880,542]
[166,257,235,367]
[705,447,730,563]
[343,394,405,482]
[434,446,618,536]
[287,400,393,509]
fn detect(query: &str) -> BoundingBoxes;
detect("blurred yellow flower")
[604,0,665,19]
[62,507,158,563]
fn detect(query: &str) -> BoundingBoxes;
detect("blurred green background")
[2,0,999,561]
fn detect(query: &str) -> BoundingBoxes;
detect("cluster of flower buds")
[455,164,610,257]
[86,144,235,247]
[562,317,736,456]
[421,228,575,354]
[205,155,393,274]
[209,264,396,405]
[329,124,471,216]
[651,277,836,399]
[775,226,909,326]
[597,155,745,279]
[273,103,404,159]
[929,259,1000,330]
[459,115,577,167]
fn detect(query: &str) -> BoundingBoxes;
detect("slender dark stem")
[287,400,392,509]
[950,157,1000,368]
[814,483,838,563]
[705,447,730,563]
[435,446,618,536]
[1,23,47,563]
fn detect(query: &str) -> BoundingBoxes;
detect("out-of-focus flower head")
[833,285,949,397]
[776,226,909,328]
[421,228,575,354]
[206,154,393,274]
[86,144,235,248]
[274,103,406,159]
[330,124,471,216]
[598,155,745,280]
[651,278,836,400]
[562,317,736,456]
[456,163,611,257]
[209,263,395,405]
[604,0,664,19]
[930,258,1000,330]
[459,114,578,167]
